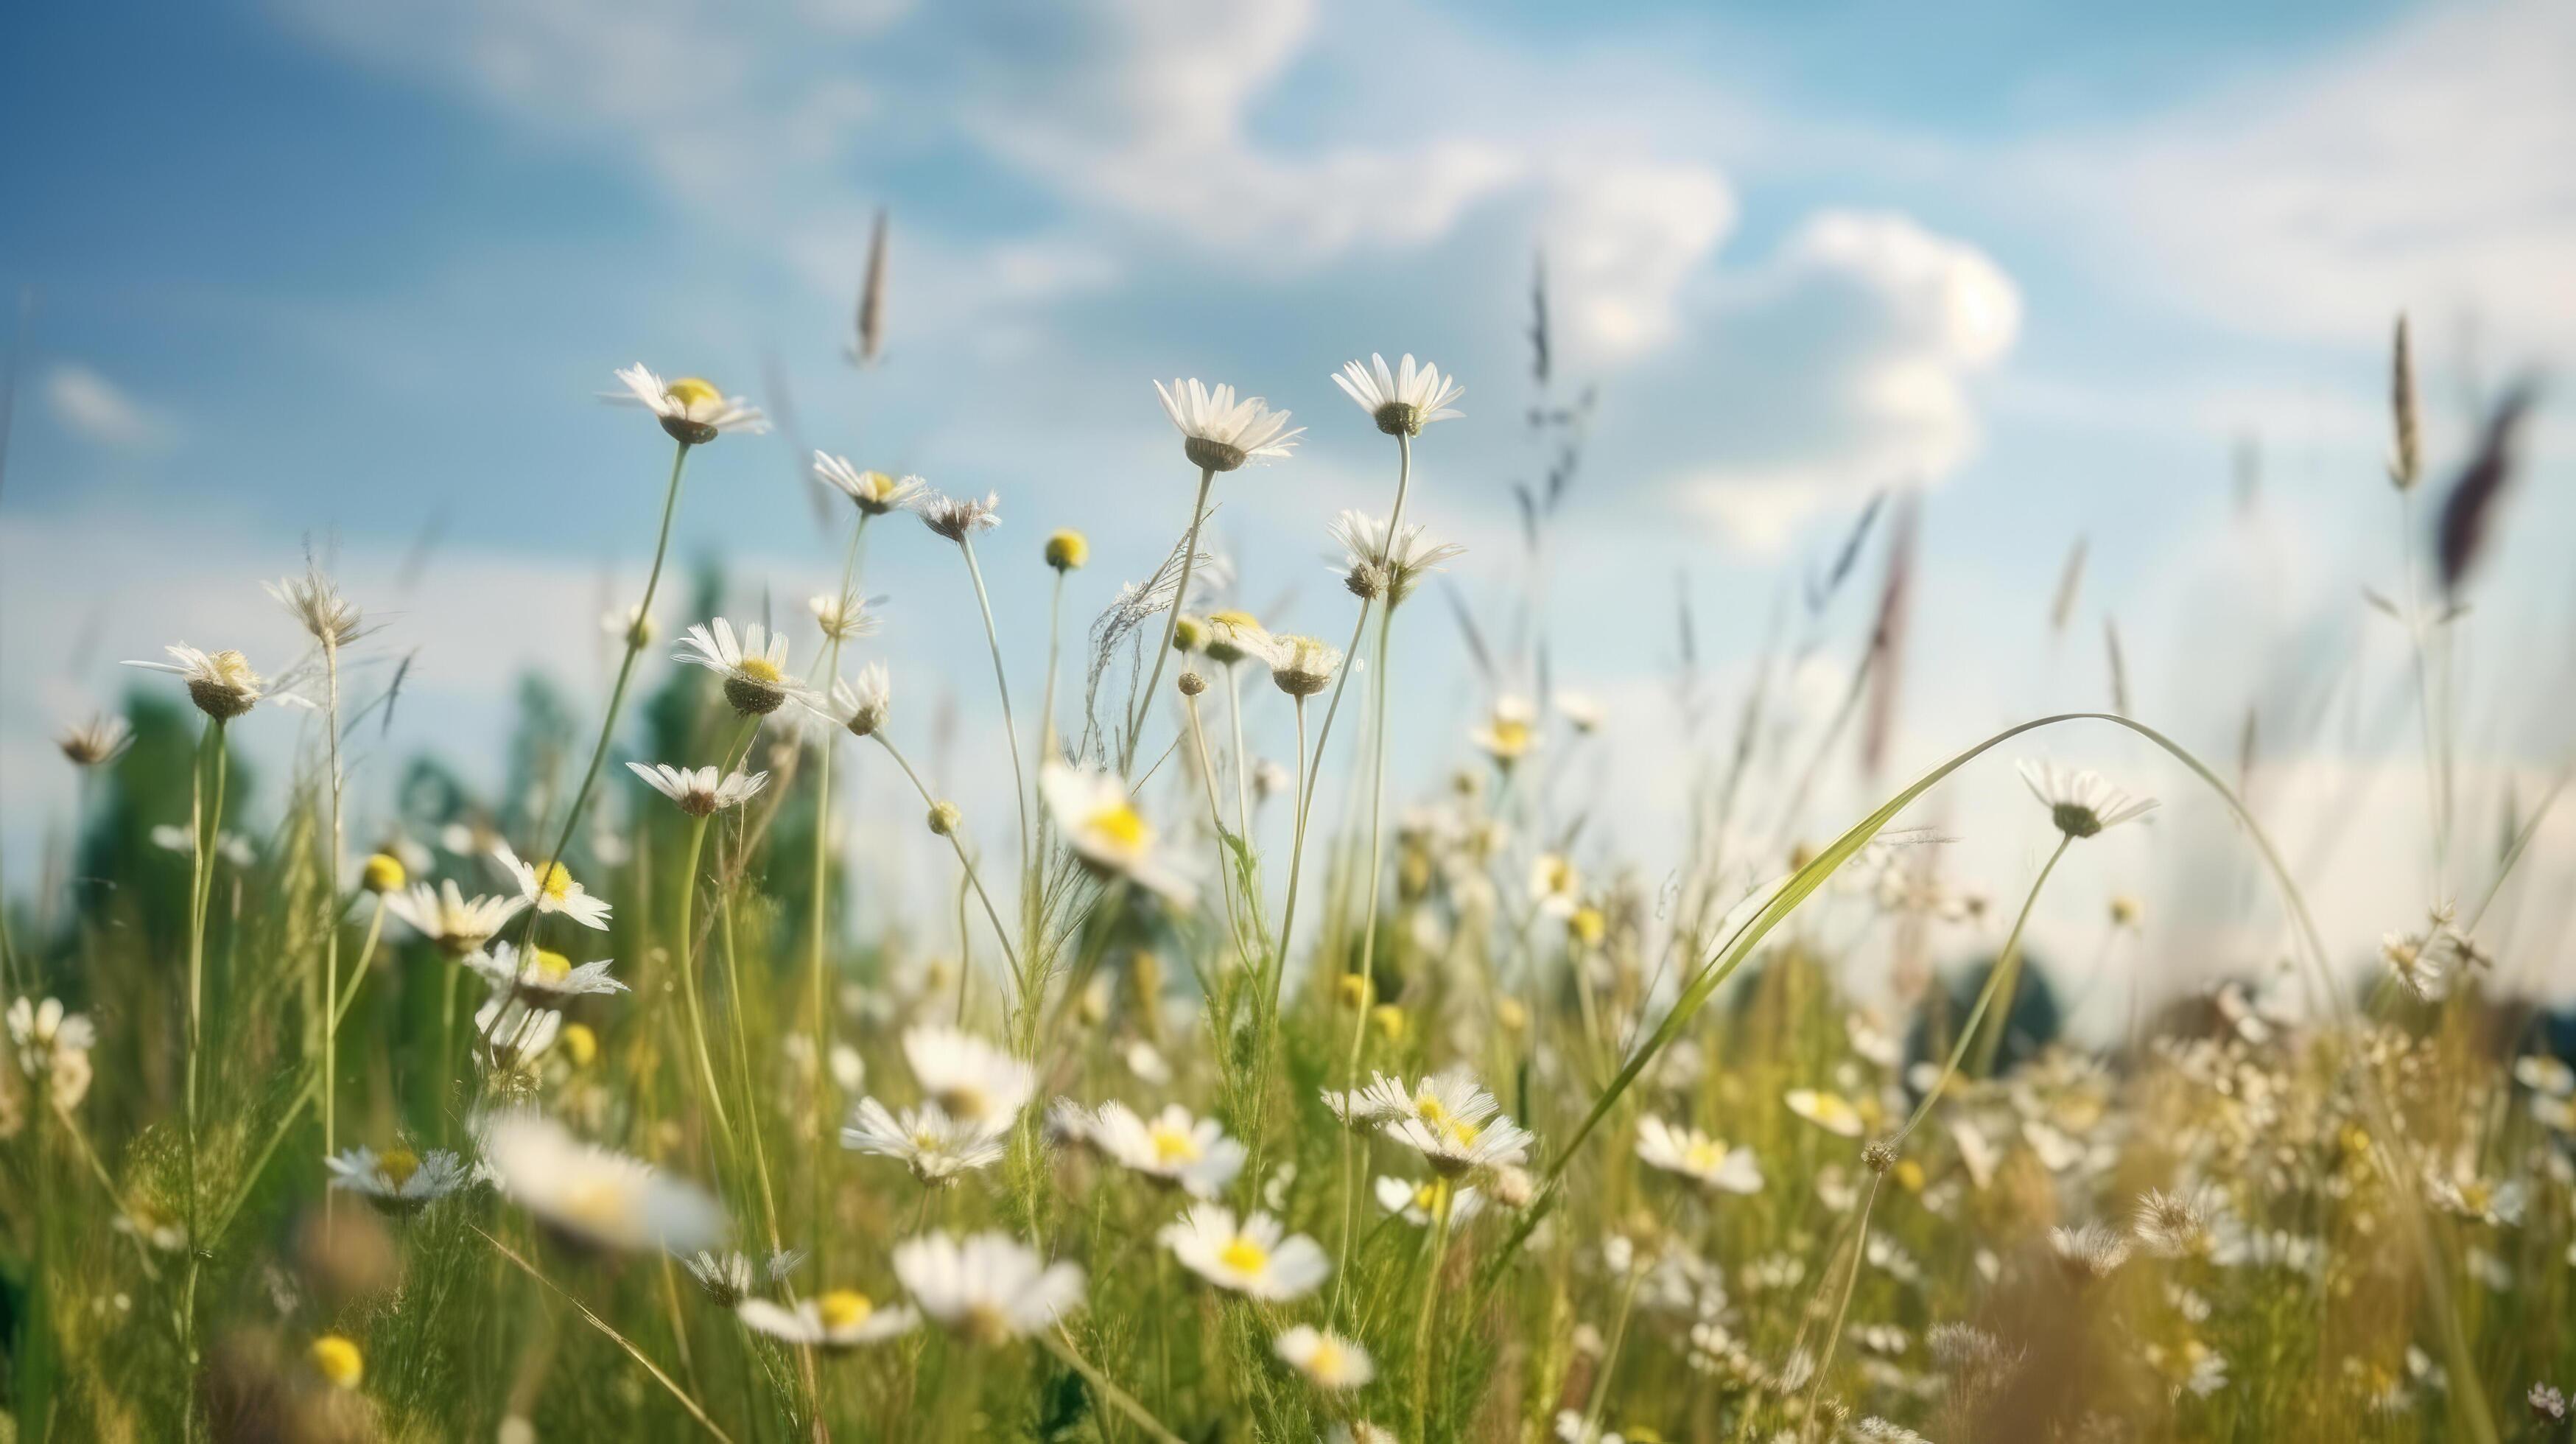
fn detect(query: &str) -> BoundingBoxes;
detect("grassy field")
[0,324,2566,1444]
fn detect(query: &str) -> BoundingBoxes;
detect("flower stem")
[319,634,344,1212]
[675,809,736,1147]
[518,437,695,947]
[1126,467,1214,772]
[809,510,870,1264]
[1954,833,2074,1094]
[1042,1329,1186,1444]
[958,536,1031,890]
[871,733,1021,978]
[1409,1181,1456,1442]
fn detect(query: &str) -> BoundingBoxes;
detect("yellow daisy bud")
[1371,1003,1405,1043]
[1496,997,1529,1034]
[1045,529,1089,572]
[362,852,406,894]
[309,1334,364,1389]
[1336,973,1372,1010]
[558,1023,598,1069]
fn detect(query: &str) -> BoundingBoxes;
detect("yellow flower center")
[2460,1180,2491,1213]
[376,1148,422,1188]
[1414,1095,1448,1126]
[1488,719,1531,754]
[309,1334,364,1388]
[936,1086,990,1124]
[1412,1183,1439,1210]
[818,1290,873,1331]
[1445,1119,1482,1149]
[530,949,573,981]
[1208,609,1260,631]
[536,862,573,902]
[665,376,722,410]
[1683,1139,1724,1174]
[1149,1124,1200,1164]
[1310,1339,1345,1375]
[209,650,256,687]
[558,1179,634,1231]
[738,656,783,684]
[1087,804,1148,849]
[560,1023,598,1068]
[1218,1236,1270,1275]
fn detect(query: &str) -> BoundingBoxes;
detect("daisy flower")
[466,942,628,1004]
[739,1291,919,1350]
[124,645,262,721]
[479,1110,728,1255]
[910,489,1002,542]
[1472,696,1540,769]
[1059,1101,1246,1199]
[326,1146,469,1215]
[892,1230,1085,1344]
[1275,1325,1375,1389]
[813,664,892,738]
[56,714,134,768]
[841,1098,1008,1184]
[2382,931,2446,1002]
[610,365,766,445]
[1264,634,1342,698]
[902,1025,1036,1132]
[684,1248,805,1307]
[627,762,769,818]
[264,567,360,648]
[1153,377,1301,472]
[812,452,922,515]
[2049,1222,2133,1281]
[2018,759,2158,839]
[1358,1070,1503,1136]
[1785,1088,1866,1139]
[1554,692,1605,734]
[1330,353,1465,436]
[1161,1204,1330,1300]
[1327,511,1465,604]
[1374,1176,1487,1227]
[2516,1054,2576,1098]
[1321,1086,1385,1130]
[8,996,96,1078]
[491,842,613,930]
[1039,763,1196,906]
[1385,1110,1535,1179]
[807,592,880,644]
[474,997,563,1071]
[1635,1117,1764,1195]
[381,880,526,954]
[1198,609,1271,667]
[673,617,806,718]
[2131,1187,2214,1258]
[1529,853,1582,919]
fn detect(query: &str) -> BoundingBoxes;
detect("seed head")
[1266,634,1341,698]
[927,801,963,837]
[1178,670,1207,698]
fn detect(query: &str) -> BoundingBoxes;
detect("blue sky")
[5,0,2572,1009]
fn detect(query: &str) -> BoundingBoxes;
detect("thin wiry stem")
[1126,467,1214,771]
[513,437,694,953]
[319,634,344,1208]
[475,1226,737,1443]
[958,536,1033,930]
[873,732,1022,978]
[809,508,870,1265]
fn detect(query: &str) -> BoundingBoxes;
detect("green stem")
[512,437,694,953]
[1042,1330,1186,1444]
[958,536,1031,902]
[1956,834,2074,1093]
[810,511,869,1266]
[1409,1181,1456,1443]
[675,810,735,1146]
[872,734,1022,978]
[1126,467,1214,772]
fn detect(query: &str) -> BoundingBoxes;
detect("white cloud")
[2027,0,2576,355]
[1540,158,1736,362]
[44,363,178,453]
[1649,211,2021,548]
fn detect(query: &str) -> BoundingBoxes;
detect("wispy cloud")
[43,363,178,454]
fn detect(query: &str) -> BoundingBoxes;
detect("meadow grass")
[0,320,2566,1444]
